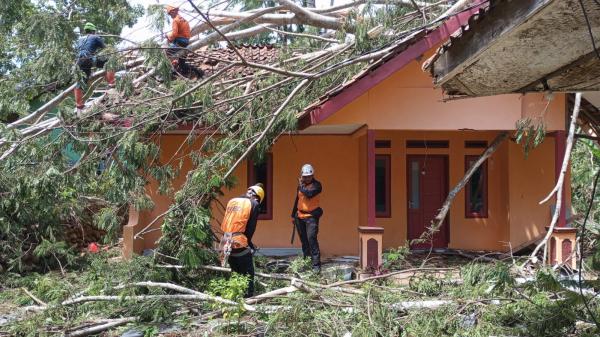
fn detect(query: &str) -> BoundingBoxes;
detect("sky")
[120,0,344,44]
[120,0,196,44]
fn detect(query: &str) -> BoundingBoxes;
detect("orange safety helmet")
[165,5,179,14]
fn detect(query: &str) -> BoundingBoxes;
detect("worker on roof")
[291,164,323,273]
[164,5,202,79]
[165,5,191,45]
[219,184,265,297]
[73,22,116,110]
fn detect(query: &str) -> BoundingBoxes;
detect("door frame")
[406,154,450,248]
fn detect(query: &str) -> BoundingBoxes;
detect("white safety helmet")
[301,164,314,177]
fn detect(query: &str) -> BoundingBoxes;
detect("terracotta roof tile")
[186,44,279,79]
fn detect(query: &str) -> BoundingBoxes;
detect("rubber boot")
[105,71,116,88]
[73,88,85,109]
[170,59,180,76]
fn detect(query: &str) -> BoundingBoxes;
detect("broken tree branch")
[64,317,137,337]
[529,92,582,264]
[540,94,581,205]
[409,0,427,24]
[114,281,203,295]
[438,0,473,19]
[326,267,457,287]
[277,0,346,31]
[187,2,283,62]
[20,287,47,307]
[61,294,255,311]
[315,0,437,14]
[424,131,509,240]
[161,264,363,294]
[264,26,339,43]
[245,286,299,305]
[223,79,310,180]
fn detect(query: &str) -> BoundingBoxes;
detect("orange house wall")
[132,130,558,256]
[358,132,368,234]
[508,138,556,248]
[129,134,362,257]
[217,135,361,257]
[320,50,566,131]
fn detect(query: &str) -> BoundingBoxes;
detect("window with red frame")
[465,155,488,218]
[248,154,273,220]
[375,154,391,218]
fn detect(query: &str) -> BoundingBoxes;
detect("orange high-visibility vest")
[221,197,251,248]
[297,184,320,219]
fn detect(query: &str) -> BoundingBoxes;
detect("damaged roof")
[170,5,482,131]
[302,29,430,113]
[426,0,600,97]
[187,44,279,78]
[296,5,482,128]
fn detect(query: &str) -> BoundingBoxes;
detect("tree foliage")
[0,0,143,122]
[0,0,459,271]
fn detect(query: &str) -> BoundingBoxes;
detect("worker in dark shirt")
[73,22,115,110]
[220,184,264,297]
[291,164,323,273]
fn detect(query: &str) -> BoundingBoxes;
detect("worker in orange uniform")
[164,5,202,78]
[220,184,264,297]
[291,164,323,273]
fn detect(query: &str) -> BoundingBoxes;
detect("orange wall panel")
[320,53,566,131]
[508,138,555,248]
[216,135,362,257]
[521,93,566,131]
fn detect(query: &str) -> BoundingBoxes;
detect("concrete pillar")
[358,226,384,270]
[358,129,384,272]
[546,131,576,268]
[122,206,145,259]
[547,226,577,269]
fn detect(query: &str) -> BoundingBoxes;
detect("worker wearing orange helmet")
[165,5,190,63]
[165,5,191,45]
[164,5,203,78]
[219,184,265,297]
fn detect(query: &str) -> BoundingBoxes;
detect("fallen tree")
[2,250,599,336]
[0,0,476,271]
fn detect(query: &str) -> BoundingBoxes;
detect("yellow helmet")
[248,185,265,204]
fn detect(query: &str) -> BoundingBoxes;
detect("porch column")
[546,130,576,269]
[122,205,145,259]
[554,130,567,228]
[368,129,376,227]
[358,129,384,272]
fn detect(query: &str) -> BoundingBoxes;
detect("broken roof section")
[297,4,484,129]
[427,0,600,97]
[187,44,278,78]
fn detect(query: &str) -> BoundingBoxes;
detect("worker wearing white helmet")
[291,164,323,272]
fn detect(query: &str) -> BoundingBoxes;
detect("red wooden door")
[407,155,449,249]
